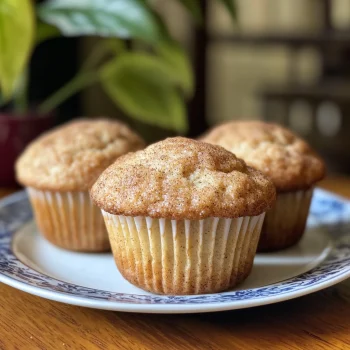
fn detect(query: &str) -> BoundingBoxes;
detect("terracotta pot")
[0,113,55,186]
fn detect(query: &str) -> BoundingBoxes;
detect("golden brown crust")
[16,118,145,191]
[202,121,326,192]
[91,137,276,219]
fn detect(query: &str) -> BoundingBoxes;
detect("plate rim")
[1,267,350,314]
[0,189,350,314]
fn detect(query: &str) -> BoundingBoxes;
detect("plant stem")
[80,41,111,72]
[13,70,28,114]
[80,38,126,71]
[37,39,124,114]
[38,71,99,114]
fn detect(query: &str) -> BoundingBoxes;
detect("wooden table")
[1,177,350,350]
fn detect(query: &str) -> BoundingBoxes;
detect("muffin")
[16,118,145,252]
[202,121,326,251]
[91,137,275,294]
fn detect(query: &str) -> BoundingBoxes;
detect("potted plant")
[0,0,55,186]
[0,0,236,186]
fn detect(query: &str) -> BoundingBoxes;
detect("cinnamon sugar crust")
[16,118,145,191]
[91,137,276,220]
[202,121,326,192]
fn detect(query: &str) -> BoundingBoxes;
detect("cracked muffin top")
[91,137,276,220]
[16,118,145,191]
[202,121,326,192]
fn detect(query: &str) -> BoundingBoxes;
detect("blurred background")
[1,0,350,186]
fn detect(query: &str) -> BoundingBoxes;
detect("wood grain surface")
[0,176,350,350]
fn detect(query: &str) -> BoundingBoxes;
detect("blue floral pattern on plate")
[0,189,350,307]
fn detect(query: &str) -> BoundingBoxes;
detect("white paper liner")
[102,212,265,295]
[28,188,109,251]
[259,188,314,251]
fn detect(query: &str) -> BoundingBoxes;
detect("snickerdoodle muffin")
[16,118,145,252]
[91,137,276,295]
[202,121,326,251]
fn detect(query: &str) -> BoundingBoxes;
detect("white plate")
[0,189,350,313]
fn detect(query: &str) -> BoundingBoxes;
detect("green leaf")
[177,0,202,24]
[38,0,161,44]
[157,40,193,97]
[100,53,188,133]
[36,21,60,44]
[216,0,237,21]
[0,0,35,101]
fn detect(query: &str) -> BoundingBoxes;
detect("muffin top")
[91,137,276,220]
[16,118,145,191]
[202,121,326,192]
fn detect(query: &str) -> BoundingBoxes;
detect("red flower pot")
[0,113,55,186]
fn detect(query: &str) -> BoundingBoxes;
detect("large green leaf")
[0,0,35,100]
[100,53,188,133]
[216,0,237,21]
[157,40,194,97]
[38,0,161,43]
[177,0,202,24]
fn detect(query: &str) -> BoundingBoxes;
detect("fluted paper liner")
[102,212,265,295]
[258,188,313,251]
[28,188,110,252]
